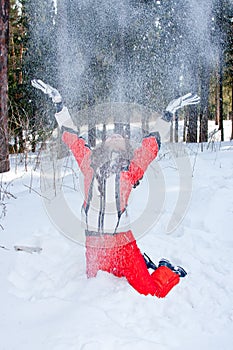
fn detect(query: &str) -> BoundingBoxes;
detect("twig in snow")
[0,245,10,250]
[14,245,42,254]
[23,184,50,201]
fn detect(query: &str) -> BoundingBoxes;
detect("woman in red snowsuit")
[61,125,179,297]
[32,79,199,297]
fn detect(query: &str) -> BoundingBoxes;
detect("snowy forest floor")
[0,121,233,350]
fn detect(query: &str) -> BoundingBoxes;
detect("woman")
[32,79,199,297]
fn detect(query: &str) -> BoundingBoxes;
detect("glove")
[162,93,200,123]
[166,93,200,114]
[31,79,62,104]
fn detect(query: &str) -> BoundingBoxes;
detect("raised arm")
[31,79,77,130]
[127,93,200,186]
[155,93,200,142]
[31,79,92,172]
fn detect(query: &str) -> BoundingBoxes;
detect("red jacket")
[62,129,160,235]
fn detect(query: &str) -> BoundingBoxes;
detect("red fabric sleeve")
[62,131,92,174]
[127,136,159,185]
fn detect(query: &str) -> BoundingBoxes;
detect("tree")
[8,0,28,153]
[8,0,57,153]
[212,0,233,141]
[11,0,232,149]
[22,0,57,150]
[0,0,10,172]
[223,1,233,139]
[199,63,211,143]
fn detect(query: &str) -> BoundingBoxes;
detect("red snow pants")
[85,230,179,298]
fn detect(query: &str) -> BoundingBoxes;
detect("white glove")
[166,93,200,114]
[31,79,62,104]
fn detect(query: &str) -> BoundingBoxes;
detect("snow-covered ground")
[0,121,233,350]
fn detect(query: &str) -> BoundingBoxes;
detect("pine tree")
[23,0,57,150]
[222,0,233,139]
[8,0,57,153]
[8,0,28,153]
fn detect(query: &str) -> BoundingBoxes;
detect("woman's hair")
[90,138,134,174]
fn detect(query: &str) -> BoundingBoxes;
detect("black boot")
[143,253,157,270]
[159,258,187,278]
[174,266,187,278]
[158,258,175,270]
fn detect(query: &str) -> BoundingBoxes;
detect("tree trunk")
[0,0,10,173]
[183,114,188,142]
[218,49,224,141]
[102,123,106,142]
[187,106,198,143]
[217,0,224,141]
[199,65,210,143]
[230,111,233,140]
[88,123,96,148]
[215,71,220,126]
[231,84,233,140]
[175,111,179,142]
[56,0,70,101]
[170,121,173,143]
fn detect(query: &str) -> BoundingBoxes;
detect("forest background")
[0,0,233,173]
